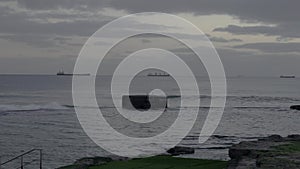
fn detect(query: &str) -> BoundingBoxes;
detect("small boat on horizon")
[280,75,295,78]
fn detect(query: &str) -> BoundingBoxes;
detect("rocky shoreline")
[58,135,300,169]
[228,134,300,169]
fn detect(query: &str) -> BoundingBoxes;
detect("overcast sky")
[0,0,300,76]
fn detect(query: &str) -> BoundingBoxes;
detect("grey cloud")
[0,2,114,37]
[0,34,59,48]
[215,47,300,76]
[214,25,276,35]
[9,0,300,40]
[234,42,300,53]
[53,37,72,44]
[214,24,300,39]
[1,0,300,76]
[2,0,300,40]
[217,48,255,58]
[0,15,109,36]
[12,0,300,24]
[0,34,85,51]
[16,0,109,10]
[0,56,76,74]
[109,0,300,39]
[141,39,151,43]
[108,0,300,23]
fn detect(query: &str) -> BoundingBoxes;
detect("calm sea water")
[0,75,300,168]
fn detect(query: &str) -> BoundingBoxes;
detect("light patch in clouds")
[208,36,242,43]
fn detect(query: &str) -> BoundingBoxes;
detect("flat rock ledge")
[227,134,300,169]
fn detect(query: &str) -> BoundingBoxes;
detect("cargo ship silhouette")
[57,69,90,76]
[147,72,170,77]
[280,75,295,78]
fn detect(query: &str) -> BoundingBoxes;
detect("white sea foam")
[0,102,69,113]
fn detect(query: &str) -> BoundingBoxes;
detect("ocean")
[0,75,300,168]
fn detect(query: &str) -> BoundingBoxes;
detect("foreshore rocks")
[290,105,300,110]
[227,134,300,169]
[58,135,300,169]
[58,156,128,169]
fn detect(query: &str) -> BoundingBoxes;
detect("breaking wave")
[0,102,71,113]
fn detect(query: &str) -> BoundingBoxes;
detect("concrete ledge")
[290,105,300,110]
[122,95,167,110]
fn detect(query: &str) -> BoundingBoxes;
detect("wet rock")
[74,156,113,166]
[287,134,300,140]
[212,135,231,139]
[167,146,195,156]
[258,134,283,142]
[229,146,251,160]
[58,156,128,169]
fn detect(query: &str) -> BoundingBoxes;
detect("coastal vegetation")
[59,155,227,169]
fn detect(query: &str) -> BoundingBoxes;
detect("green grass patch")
[273,141,300,153]
[88,155,227,169]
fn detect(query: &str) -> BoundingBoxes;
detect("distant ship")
[280,75,295,78]
[57,70,90,76]
[147,72,170,77]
